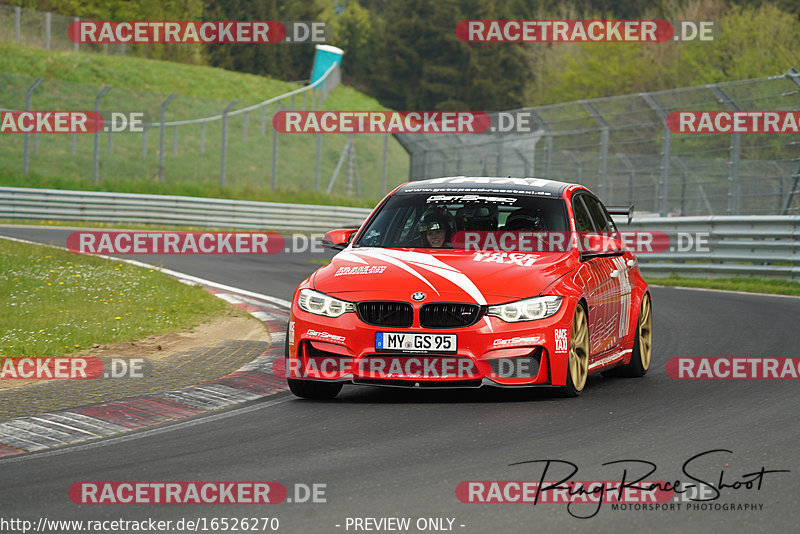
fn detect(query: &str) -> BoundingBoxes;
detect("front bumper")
[287,300,575,387]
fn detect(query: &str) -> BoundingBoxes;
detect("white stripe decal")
[350,249,487,305]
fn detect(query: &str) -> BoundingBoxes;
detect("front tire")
[560,304,589,397]
[284,322,343,399]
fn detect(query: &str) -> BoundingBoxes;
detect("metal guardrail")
[626,216,800,280]
[0,187,371,232]
[1,187,798,280]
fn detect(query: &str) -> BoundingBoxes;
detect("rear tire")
[603,293,652,378]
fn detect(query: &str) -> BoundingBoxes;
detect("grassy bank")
[0,42,409,202]
[0,238,228,357]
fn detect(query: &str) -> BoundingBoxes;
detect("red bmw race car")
[286,176,652,399]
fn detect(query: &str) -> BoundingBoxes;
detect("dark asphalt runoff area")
[1,225,799,534]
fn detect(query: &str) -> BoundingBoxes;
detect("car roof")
[397,176,576,198]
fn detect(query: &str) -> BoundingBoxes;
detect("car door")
[572,193,619,356]
[581,194,630,353]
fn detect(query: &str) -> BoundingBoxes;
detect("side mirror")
[322,228,358,251]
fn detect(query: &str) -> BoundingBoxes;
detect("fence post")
[220,100,238,187]
[200,122,205,154]
[642,93,671,216]
[381,133,389,195]
[158,93,177,182]
[22,79,44,173]
[93,85,112,184]
[529,110,552,178]
[271,104,280,189]
[562,150,582,184]
[45,12,51,50]
[581,101,610,200]
[616,153,635,206]
[14,7,20,43]
[315,133,322,189]
[710,84,742,215]
[74,17,79,52]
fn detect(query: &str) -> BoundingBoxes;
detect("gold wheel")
[568,305,590,392]
[638,293,652,371]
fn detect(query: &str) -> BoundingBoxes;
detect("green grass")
[0,41,409,205]
[647,275,800,297]
[0,238,229,357]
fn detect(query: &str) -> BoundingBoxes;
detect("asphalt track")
[1,225,799,534]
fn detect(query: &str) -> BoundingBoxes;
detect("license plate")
[376,332,457,353]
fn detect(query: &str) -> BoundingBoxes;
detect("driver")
[504,208,546,231]
[418,210,452,248]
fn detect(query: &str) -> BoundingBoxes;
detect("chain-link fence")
[0,3,199,58]
[397,70,800,216]
[0,65,409,199]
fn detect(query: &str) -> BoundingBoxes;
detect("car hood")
[312,247,576,305]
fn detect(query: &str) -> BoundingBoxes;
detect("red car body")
[287,177,650,398]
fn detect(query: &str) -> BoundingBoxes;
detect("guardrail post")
[220,100,238,187]
[581,101,610,200]
[271,104,280,189]
[642,93,671,216]
[74,17,79,52]
[22,78,44,173]
[93,85,112,183]
[14,7,20,43]
[158,93,177,182]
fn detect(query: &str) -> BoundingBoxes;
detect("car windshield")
[354,192,569,249]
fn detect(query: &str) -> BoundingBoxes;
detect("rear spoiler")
[606,205,634,224]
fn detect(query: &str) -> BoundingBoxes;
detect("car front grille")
[419,303,483,328]
[357,301,414,327]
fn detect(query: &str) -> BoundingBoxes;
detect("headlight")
[297,289,355,318]
[487,296,562,322]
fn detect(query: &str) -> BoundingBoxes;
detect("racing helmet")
[504,208,545,231]
[418,209,451,235]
